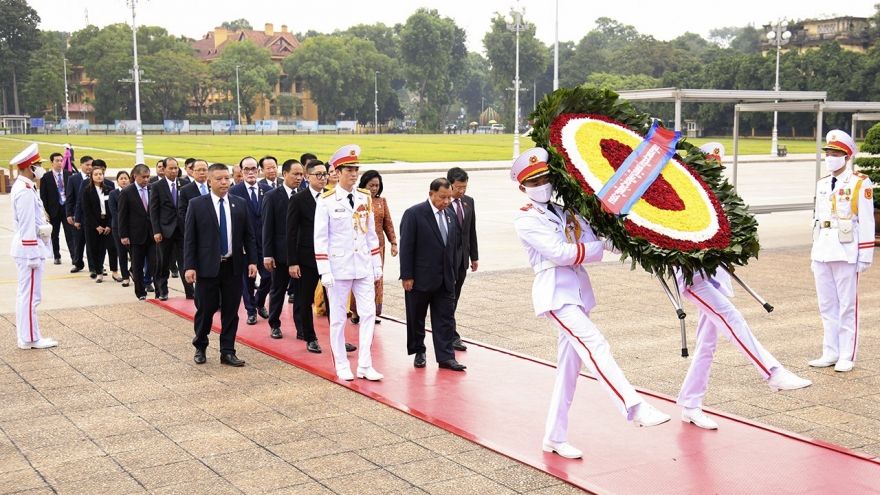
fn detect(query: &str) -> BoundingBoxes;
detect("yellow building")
[65,65,97,124]
[191,23,319,122]
[762,17,874,55]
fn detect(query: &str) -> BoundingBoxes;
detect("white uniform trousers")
[544,304,643,443]
[812,260,860,362]
[327,277,376,371]
[677,281,781,409]
[14,257,44,344]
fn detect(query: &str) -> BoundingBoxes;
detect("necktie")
[219,198,229,257]
[348,193,354,208]
[831,176,837,192]
[438,211,448,245]
[57,173,65,204]
[454,199,464,227]
[546,203,558,218]
[250,186,257,208]
[139,187,148,210]
[171,181,177,206]
[200,183,207,195]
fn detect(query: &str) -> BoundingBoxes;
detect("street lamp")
[235,64,242,133]
[507,0,529,159]
[553,0,559,91]
[374,70,379,135]
[63,58,70,135]
[767,19,791,156]
[127,0,144,164]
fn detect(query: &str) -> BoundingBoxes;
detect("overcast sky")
[27,0,875,52]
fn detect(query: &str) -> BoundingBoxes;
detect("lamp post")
[127,0,144,164]
[235,64,242,133]
[374,70,379,135]
[507,0,529,159]
[553,0,559,91]
[766,19,791,156]
[62,58,70,135]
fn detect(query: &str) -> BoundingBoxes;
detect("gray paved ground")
[1,161,878,494]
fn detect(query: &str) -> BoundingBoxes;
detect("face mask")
[824,155,846,173]
[31,165,44,180]
[524,183,553,204]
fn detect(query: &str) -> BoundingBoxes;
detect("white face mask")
[31,165,44,180]
[524,183,553,204]
[824,155,847,173]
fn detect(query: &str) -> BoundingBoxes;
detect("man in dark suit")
[177,160,209,229]
[65,155,93,273]
[447,167,479,351]
[286,160,330,352]
[229,157,272,325]
[148,160,165,184]
[185,163,258,367]
[149,157,192,300]
[262,160,307,343]
[258,155,283,188]
[399,178,465,371]
[40,152,74,264]
[118,164,158,300]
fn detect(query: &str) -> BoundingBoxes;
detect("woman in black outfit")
[108,170,131,286]
[81,161,118,283]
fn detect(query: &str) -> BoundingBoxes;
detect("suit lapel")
[423,201,443,244]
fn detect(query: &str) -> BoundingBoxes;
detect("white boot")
[632,402,671,427]
[767,368,812,392]
[681,407,718,430]
[542,440,583,459]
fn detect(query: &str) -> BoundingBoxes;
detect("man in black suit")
[262,160,307,343]
[185,163,258,367]
[118,164,158,300]
[286,160,330,352]
[40,152,74,264]
[447,167,479,351]
[258,155,283,188]
[399,178,466,371]
[65,155,93,273]
[149,157,192,300]
[177,160,209,229]
[229,157,272,325]
[148,159,165,184]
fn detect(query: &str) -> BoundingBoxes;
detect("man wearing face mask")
[512,148,669,460]
[10,144,58,350]
[809,130,874,373]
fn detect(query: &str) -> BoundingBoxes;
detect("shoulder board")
[321,190,335,198]
[357,188,370,195]
[25,183,31,189]
[520,203,533,211]
[854,172,868,180]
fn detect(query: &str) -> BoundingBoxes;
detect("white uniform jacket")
[514,202,605,316]
[314,186,382,279]
[11,176,51,262]
[812,169,875,264]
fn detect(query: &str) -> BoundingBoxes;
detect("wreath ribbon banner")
[596,121,681,215]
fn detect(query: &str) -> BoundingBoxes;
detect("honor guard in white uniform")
[10,144,58,350]
[511,148,670,460]
[809,130,874,372]
[674,144,812,430]
[314,145,384,382]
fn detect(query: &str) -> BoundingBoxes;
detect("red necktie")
[454,199,464,227]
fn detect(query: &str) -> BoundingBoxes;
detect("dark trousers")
[157,228,192,297]
[111,228,129,281]
[298,263,320,342]
[72,223,92,270]
[242,254,271,315]
[193,259,242,355]
[452,265,468,340]
[405,287,456,363]
[84,226,117,273]
[268,263,304,335]
[130,241,157,299]
[49,210,75,261]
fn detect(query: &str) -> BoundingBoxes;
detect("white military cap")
[10,143,42,169]
[699,142,725,163]
[328,145,361,169]
[823,130,857,156]
[511,147,549,183]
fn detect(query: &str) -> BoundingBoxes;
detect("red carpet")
[152,297,880,495]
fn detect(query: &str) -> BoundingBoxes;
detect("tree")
[141,49,208,121]
[221,19,252,31]
[210,40,280,124]
[21,30,65,117]
[0,0,41,115]
[456,52,499,123]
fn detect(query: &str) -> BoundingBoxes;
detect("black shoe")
[70,265,84,273]
[270,327,282,339]
[438,359,467,371]
[307,340,322,353]
[103,269,108,276]
[90,271,97,279]
[350,316,360,324]
[145,283,154,293]
[288,294,295,303]
[258,306,270,319]
[158,294,168,301]
[194,349,206,364]
[453,338,468,351]
[171,270,179,278]
[345,342,357,352]
[138,296,146,301]
[54,258,61,265]
[296,333,304,341]
[220,353,245,367]
[246,314,257,325]
[414,352,426,368]
[375,319,382,325]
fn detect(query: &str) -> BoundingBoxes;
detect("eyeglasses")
[309,173,329,179]
[242,166,258,173]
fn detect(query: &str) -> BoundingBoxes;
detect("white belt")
[533,260,559,273]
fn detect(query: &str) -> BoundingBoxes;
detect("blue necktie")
[219,198,228,257]
[200,183,207,195]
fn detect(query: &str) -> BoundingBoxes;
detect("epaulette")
[357,187,370,195]
[321,189,335,198]
[854,171,868,180]
[25,183,31,189]
[520,203,533,211]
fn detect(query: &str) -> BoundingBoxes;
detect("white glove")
[857,262,871,274]
[27,259,39,269]
[602,239,621,255]
[321,274,335,289]
[373,266,383,281]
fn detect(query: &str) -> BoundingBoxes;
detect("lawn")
[0,133,849,172]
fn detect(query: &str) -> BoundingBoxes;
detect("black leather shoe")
[145,283,154,292]
[220,353,245,367]
[70,265,83,273]
[194,349,206,364]
[345,342,357,352]
[90,271,97,279]
[350,316,360,324]
[138,296,146,301]
[375,319,382,325]
[438,359,467,371]
[246,314,257,325]
[258,306,270,319]
[158,294,168,301]
[453,338,468,351]
[307,340,322,353]
[288,294,295,303]
[171,270,179,278]
[270,327,282,339]
[54,258,61,265]
[414,352,426,368]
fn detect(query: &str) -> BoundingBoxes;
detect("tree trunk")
[417,80,427,126]
[12,65,21,115]
[1,87,7,114]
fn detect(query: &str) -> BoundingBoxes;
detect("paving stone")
[321,468,413,495]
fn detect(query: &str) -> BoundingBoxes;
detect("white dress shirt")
[211,192,233,256]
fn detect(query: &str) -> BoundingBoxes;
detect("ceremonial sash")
[596,121,681,215]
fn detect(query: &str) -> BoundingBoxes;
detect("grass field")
[0,133,850,172]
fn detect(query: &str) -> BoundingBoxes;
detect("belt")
[220,256,231,262]
[533,260,558,273]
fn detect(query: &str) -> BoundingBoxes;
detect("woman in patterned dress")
[351,170,397,324]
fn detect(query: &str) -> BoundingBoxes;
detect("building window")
[817,23,836,35]
[295,77,303,95]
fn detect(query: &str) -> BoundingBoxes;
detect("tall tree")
[221,19,252,31]
[0,0,41,115]
[140,49,208,121]
[210,40,280,124]
[21,30,65,117]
